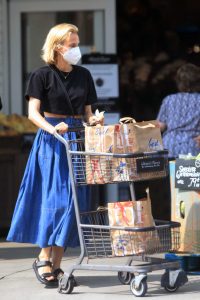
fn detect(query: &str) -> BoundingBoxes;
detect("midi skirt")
[7,117,89,248]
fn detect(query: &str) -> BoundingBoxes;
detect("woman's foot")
[53,268,78,287]
[32,257,58,287]
[37,256,55,281]
[53,268,64,280]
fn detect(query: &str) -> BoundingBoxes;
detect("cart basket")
[68,138,169,184]
[80,209,180,258]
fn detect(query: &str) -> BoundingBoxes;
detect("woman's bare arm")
[28,97,68,134]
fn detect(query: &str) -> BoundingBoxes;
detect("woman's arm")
[28,97,68,134]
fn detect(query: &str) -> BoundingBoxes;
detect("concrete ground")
[0,239,200,300]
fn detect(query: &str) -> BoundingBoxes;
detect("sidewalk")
[1,239,200,300]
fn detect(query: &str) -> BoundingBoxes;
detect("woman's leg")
[52,246,64,271]
[38,247,55,281]
[39,246,52,260]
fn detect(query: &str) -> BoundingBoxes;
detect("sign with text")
[136,157,165,173]
[82,54,119,99]
[175,158,200,190]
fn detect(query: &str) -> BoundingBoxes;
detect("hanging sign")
[82,54,119,99]
[136,156,165,173]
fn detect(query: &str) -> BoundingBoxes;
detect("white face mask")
[62,46,81,65]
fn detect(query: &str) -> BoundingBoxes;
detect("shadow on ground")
[0,239,80,260]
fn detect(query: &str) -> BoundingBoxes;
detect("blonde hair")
[41,23,79,64]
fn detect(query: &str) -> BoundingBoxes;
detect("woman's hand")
[54,122,68,134]
[85,105,104,126]
[88,115,104,126]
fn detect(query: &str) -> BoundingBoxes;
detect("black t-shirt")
[25,64,97,115]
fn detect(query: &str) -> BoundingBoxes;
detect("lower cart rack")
[80,209,180,258]
[58,210,188,296]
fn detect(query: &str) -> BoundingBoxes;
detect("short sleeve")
[86,71,97,105]
[157,97,168,123]
[25,70,45,102]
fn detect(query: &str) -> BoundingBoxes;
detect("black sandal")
[53,269,78,286]
[32,259,58,287]
[53,268,64,280]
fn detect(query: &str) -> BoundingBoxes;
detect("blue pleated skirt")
[7,117,89,248]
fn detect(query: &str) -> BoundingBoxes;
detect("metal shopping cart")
[54,130,188,297]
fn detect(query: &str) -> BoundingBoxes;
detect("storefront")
[1,0,200,232]
[0,0,116,232]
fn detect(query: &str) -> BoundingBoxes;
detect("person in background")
[7,23,102,287]
[157,63,200,158]
[142,63,200,221]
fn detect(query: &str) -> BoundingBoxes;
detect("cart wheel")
[58,275,75,294]
[161,271,179,293]
[163,284,179,293]
[130,277,148,297]
[118,271,134,285]
[161,269,188,293]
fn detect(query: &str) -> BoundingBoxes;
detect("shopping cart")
[54,130,188,297]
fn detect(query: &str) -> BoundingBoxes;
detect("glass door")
[8,0,116,114]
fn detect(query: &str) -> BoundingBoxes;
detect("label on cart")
[175,158,200,190]
[136,157,165,173]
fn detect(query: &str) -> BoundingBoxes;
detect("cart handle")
[54,127,84,146]
[80,223,157,232]
[80,222,180,231]
[69,149,168,158]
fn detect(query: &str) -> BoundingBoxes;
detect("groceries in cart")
[84,114,168,184]
[119,117,163,152]
[108,190,160,256]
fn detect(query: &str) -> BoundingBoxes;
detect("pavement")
[1,238,200,300]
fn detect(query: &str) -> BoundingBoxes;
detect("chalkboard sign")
[136,157,165,173]
[175,158,200,190]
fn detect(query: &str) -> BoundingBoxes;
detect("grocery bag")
[111,117,164,182]
[120,117,163,153]
[108,192,160,256]
[85,124,124,183]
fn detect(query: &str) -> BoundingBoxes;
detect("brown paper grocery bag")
[85,124,124,184]
[84,120,164,183]
[110,118,164,182]
[120,118,163,153]
[108,192,160,256]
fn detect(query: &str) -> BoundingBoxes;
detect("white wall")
[0,0,9,113]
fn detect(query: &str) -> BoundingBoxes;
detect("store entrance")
[8,0,116,115]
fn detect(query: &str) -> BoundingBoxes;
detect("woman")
[157,63,200,158]
[7,23,102,287]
